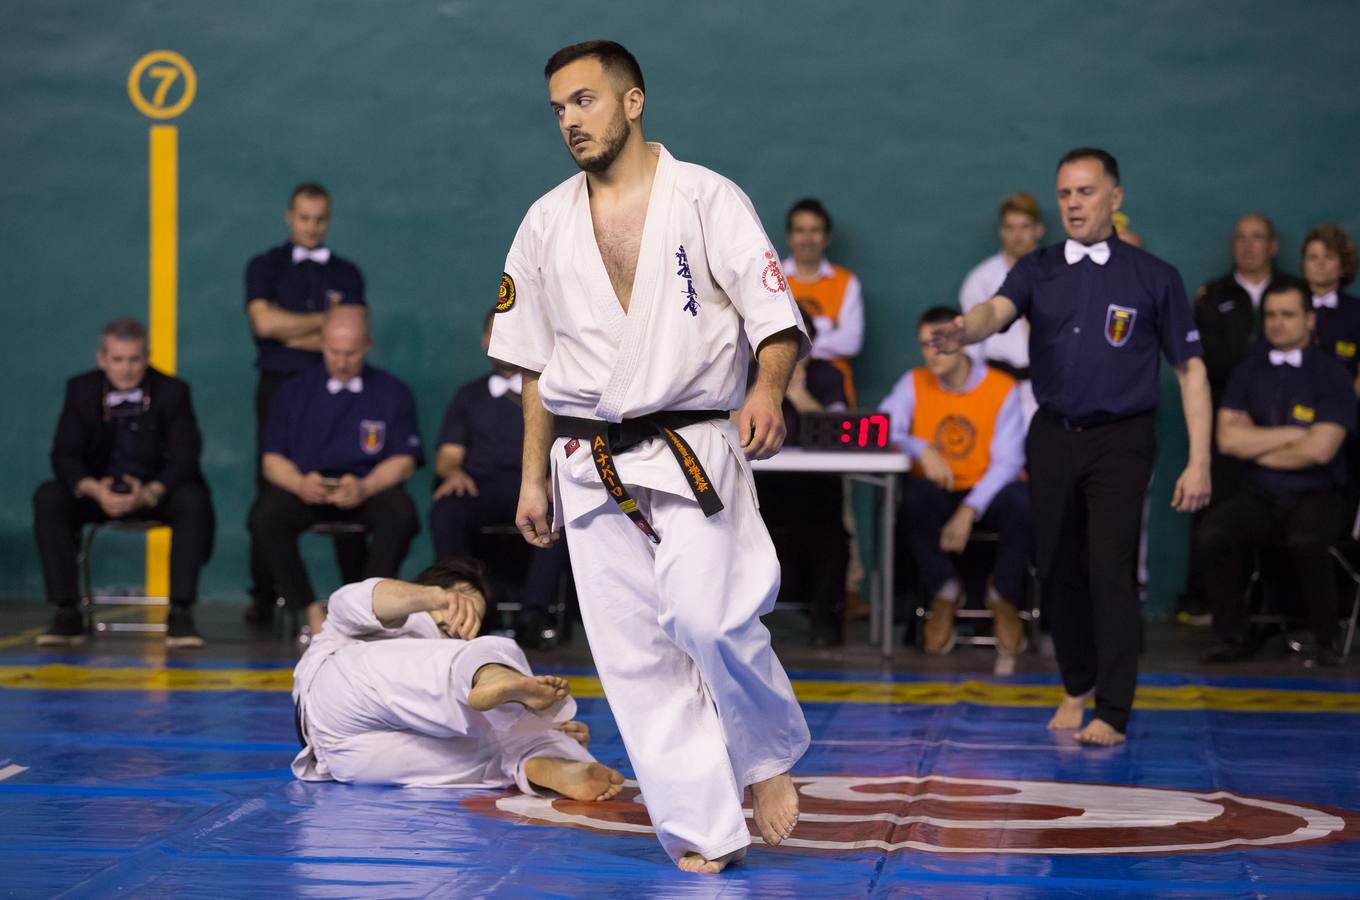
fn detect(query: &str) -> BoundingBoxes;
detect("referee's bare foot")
[558,720,590,749]
[1073,719,1126,746]
[677,847,747,874]
[750,773,800,846]
[1047,691,1092,730]
[523,757,624,801]
[469,665,568,712]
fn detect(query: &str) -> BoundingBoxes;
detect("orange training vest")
[787,262,857,405]
[909,366,1015,490]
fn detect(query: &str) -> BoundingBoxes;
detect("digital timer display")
[798,411,892,451]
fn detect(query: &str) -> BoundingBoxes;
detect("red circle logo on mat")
[463,774,1360,854]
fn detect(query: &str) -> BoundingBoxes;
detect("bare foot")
[677,847,747,874]
[1046,691,1093,730]
[523,757,625,801]
[468,665,568,713]
[750,773,800,846]
[557,720,590,749]
[1073,719,1127,746]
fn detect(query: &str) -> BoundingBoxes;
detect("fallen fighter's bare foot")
[1046,691,1093,730]
[468,665,568,713]
[750,773,800,846]
[1073,719,1126,746]
[523,757,625,801]
[557,720,590,749]
[677,847,747,874]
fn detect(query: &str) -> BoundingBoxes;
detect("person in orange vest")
[880,306,1031,658]
[783,198,863,404]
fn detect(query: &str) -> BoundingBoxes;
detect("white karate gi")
[489,143,812,863]
[291,578,591,794]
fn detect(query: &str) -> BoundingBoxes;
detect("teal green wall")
[3,1,1358,614]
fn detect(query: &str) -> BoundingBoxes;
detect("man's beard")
[573,110,630,174]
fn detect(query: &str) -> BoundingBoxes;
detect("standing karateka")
[292,558,625,801]
[488,41,810,874]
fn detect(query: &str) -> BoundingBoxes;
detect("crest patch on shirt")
[1105,304,1137,348]
[496,273,516,313]
[360,419,386,455]
[761,251,787,294]
[565,438,580,457]
[326,289,344,307]
[1292,405,1315,424]
[934,415,976,459]
[1337,341,1356,359]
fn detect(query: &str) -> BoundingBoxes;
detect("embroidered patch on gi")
[565,438,580,457]
[675,245,700,317]
[1105,304,1137,347]
[934,415,976,459]
[1337,341,1357,359]
[326,289,344,307]
[1217,300,1235,313]
[1292,405,1316,424]
[761,251,787,294]
[360,419,386,454]
[496,273,516,313]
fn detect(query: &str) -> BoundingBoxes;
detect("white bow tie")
[489,372,523,398]
[326,376,363,394]
[1313,292,1338,310]
[106,388,144,406]
[1269,349,1303,367]
[293,245,331,265]
[1064,239,1111,266]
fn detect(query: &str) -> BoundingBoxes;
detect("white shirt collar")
[782,256,836,281]
[1233,272,1270,308]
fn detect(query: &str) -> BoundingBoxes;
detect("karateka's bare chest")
[592,203,647,311]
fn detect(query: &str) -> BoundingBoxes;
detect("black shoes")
[1305,644,1344,668]
[35,606,86,646]
[166,606,205,649]
[1202,641,1252,663]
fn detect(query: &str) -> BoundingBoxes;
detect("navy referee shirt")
[436,375,524,485]
[246,242,366,375]
[263,363,423,477]
[996,233,1203,421]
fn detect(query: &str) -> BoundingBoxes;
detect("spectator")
[881,306,1030,658]
[430,311,568,647]
[959,192,1045,423]
[1302,224,1360,385]
[752,308,851,646]
[1112,211,1144,248]
[1198,283,1353,667]
[783,198,864,404]
[33,318,214,648]
[243,182,368,624]
[249,306,422,636]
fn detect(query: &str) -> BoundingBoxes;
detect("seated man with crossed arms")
[1197,282,1354,667]
[293,558,624,800]
[880,306,1031,658]
[249,306,422,635]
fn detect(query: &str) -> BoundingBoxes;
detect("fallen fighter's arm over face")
[326,575,487,640]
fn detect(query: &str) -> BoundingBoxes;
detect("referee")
[933,148,1211,746]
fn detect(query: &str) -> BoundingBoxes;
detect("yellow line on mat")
[0,666,1356,714]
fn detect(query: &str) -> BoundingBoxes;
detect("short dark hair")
[1057,147,1120,185]
[544,40,645,94]
[917,306,960,329]
[1262,281,1309,315]
[411,557,492,602]
[786,197,832,234]
[101,317,147,346]
[290,182,330,208]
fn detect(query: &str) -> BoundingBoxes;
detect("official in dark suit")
[33,318,215,647]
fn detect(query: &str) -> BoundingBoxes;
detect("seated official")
[33,318,215,648]
[430,311,568,646]
[249,306,422,635]
[752,310,852,645]
[1197,284,1354,667]
[880,306,1031,657]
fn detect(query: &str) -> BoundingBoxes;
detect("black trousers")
[33,479,215,607]
[1196,487,1342,647]
[428,474,566,614]
[900,478,1032,605]
[1182,420,1248,606]
[756,472,849,632]
[1026,410,1155,734]
[248,483,418,610]
[250,371,366,603]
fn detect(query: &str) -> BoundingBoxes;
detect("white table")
[751,448,909,657]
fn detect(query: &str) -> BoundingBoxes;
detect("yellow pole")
[145,124,177,598]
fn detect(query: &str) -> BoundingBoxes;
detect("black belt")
[986,360,1031,381]
[554,410,728,544]
[1037,407,1153,432]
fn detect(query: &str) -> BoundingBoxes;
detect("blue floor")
[2,666,1359,897]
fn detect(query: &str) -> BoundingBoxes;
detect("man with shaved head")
[249,306,423,634]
